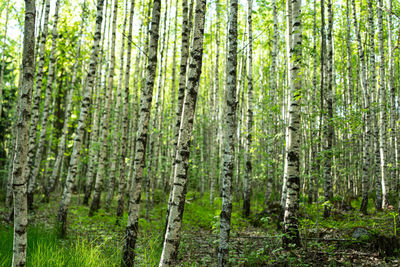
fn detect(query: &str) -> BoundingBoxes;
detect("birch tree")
[121,0,161,264]
[323,0,333,219]
[46,0,87,201]
[278,0,292,230]
[27,0,62,209]
[242,0,253,218]
[377,0,389,209]
[159,0,207,263]
[116,0,135,222]
[89,0,119,216]
[218,0,238,263]
[282,0,302,248]
[57,0,105,237]
[23,0,50,205]
[11,0,35,265]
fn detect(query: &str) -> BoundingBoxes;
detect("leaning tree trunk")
[83,0,109,205]
[242,0,253,218]
[169,0,193,190]
[47,1,87,200]
[106,0,129,212]
[159,0,207,264]
[121,0,161,264]
[27,0,62,209]
[282,0,302,248]
[57,0,104,237]
[116,0,136,222]
[89,0,118,216]
[162,0,193,242]
[217,0,238,264]
[23,0,50,205]
[12,0,35,265]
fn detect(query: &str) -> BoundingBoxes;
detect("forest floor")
[0,191,400,266]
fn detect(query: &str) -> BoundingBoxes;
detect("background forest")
[1,0,400,265]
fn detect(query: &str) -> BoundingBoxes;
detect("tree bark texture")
[57,0,104,237]
[159,0,207,264]
[282,0,302,249]
[121,0,161,264]
[12,0,35,265]
[218,0,238,264]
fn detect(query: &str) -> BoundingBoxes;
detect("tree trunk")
[23,0,50,207]
[57,0,105,237]
[242,0,253,218]
[278,0,292,230]
[159,1,206,264]
[27,0,62,210]
[12,0,35,265]
[210,0,220,206]
[377,0,389,209]
[162,0,193,242]
[217,0,238,263]
[345,0,354,199]
[83,0,109,206]
[366,0,380,211]
[282,0,302,248]
[116,0,136,222]
[323,0,333,219]
[121,0,161,264]
[89,0,119,216]
[351,0,369,214]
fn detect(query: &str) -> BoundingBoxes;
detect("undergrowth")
[0,224,120,266]
[0,190,398,266]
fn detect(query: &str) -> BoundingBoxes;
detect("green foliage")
[0,224,120,266]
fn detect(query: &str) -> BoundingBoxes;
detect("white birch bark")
[23,0,50,203]
[218,0,238,263]
[116,0,136,222]
[210,0,220,206]
[159,0,206,263]
[27,0,62,209]
[365,0,381,211]
[12,0,35,265]
[89,0,119,216]
[377,0,389,209]
[323,0,334,219]
[106,0,128,212]
[243,0,253,218]
[351,0,369,214]
[83,0,109,205]
[282,0,302,248]
[279,0,292,229]
[57,0,105,237]
[47,1,86,198]
[386,0,397,198]
[121,0,161,264]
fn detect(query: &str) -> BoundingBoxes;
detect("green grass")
[1,190,398,266]
[0,224,120,266]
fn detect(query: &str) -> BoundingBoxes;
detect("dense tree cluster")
[1,0,400,265]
